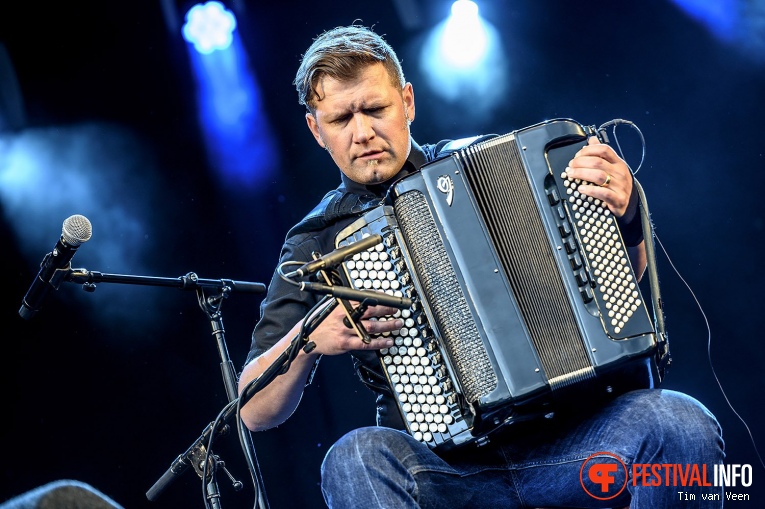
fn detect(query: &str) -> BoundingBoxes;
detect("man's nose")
[352,114,374,143]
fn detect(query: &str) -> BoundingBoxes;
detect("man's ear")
[402,82,415,123]
[305,113,325,148]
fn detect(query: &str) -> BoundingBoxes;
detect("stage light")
[671,0,737,39]
[182,4,278,189]
[419,0,508,113]
[440,0,488,69]
[670,0,765,62]
[182,1,237,55]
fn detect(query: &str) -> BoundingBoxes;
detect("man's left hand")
[565,136,635,220]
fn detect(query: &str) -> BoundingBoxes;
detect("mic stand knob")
[217,459,244,491]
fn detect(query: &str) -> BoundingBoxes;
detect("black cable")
[598,118,646,175]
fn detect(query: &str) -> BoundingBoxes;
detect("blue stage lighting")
[671,0,737,40]
[670,0,765,63]
[440,0,488,69]
[182,1,237,55]
[184,17,278,189]
[419,0,508,113]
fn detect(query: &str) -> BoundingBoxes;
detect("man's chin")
[351,162,398,184]
[368,169,399,185]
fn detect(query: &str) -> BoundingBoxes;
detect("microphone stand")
[142,263,411,508]
[146,292,341,506]
[194,283,270,509]
[64,268,270,508]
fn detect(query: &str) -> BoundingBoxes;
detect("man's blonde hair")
[294,25,406,113]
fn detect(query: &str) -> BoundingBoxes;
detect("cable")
[607,121,763,469]
[201,399,239,509]
[233,293,334,506]
[654,234,765,471]
[598,118,646,175]
[277,260,305,287]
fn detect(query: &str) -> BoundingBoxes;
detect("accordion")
[335,119,659,451]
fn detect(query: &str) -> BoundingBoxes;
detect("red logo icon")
[580,452,628,500]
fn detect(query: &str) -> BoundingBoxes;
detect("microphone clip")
[284,234,383,279]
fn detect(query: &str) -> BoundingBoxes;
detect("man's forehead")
[313,65,398,112]
[316,89,388,114]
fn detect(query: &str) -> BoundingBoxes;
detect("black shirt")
[244,139,436,430]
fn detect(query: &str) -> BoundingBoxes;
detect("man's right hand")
[307,300,403,356]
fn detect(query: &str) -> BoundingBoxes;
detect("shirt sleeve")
[243,232,323,367]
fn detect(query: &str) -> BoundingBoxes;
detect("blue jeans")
[321,389,724,508]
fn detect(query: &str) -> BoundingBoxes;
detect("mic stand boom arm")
[66,269,266,294]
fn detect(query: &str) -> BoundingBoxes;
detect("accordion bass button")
[546,187,561,205]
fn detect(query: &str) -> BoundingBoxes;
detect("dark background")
[2,1,764,508]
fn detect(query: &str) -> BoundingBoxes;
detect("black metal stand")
[145,263,415,505]
[67,262,410,508]
[194,281,270,509]
[146,292,341,507]
[64,268,270,508]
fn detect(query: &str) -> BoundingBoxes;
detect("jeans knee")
[321,427,412,484]
[630,389,724,462]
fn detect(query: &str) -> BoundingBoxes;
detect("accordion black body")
[335,119,658,451]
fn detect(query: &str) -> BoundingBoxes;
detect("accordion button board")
[339,215,474,448]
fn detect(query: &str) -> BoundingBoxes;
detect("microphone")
[299,282,412,309]
[284,234,383,279]
[19,214,93,320]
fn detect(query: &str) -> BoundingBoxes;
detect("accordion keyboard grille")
[394,190,499,403]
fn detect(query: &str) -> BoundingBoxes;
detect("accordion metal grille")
[394,191,498,403]
[458,138,594,389]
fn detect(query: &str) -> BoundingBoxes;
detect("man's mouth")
[356,149,385,160]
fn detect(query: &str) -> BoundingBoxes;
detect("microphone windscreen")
[61,215,92,246]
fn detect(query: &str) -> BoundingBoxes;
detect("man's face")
[306,62,415,185]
